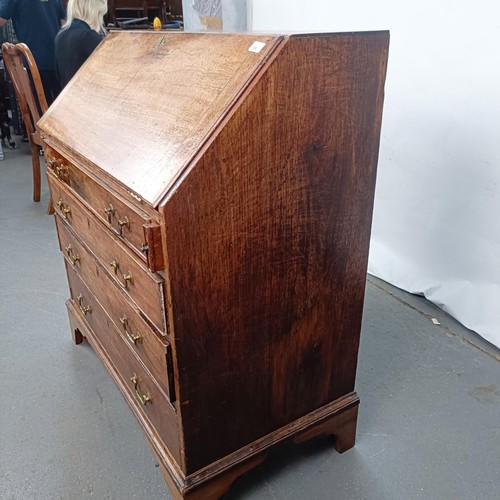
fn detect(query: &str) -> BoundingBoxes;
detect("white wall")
[250,0,500,348]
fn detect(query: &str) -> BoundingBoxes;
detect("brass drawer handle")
[54,164,65,178]
[119,315,143,345]
[49,158,65,178]
[122,272,133,288]
[57,199,71,220]
[77,294,92,315]
[130,374,151,406]
[110,258,119,274]
[109,259,132,288]
[118,215,130,236]
[64,244,80,265]
[104,203,115,223]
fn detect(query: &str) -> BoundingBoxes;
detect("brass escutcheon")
[154,36,167,51]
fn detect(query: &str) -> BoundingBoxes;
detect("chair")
[1,42,52,212]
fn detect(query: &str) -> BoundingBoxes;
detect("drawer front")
[45,143,164,272]
[49,173,167,333]
[65,266,180,462]
[57,221,175,400]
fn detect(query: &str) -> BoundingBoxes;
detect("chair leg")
[47,193,54,214]
[31,143,41,202]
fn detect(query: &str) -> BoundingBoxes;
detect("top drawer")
[44,142,164,272]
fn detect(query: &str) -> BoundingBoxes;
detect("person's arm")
[0,0,14,25]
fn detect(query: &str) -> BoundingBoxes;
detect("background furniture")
[39,31,388,498]
[2,42,52,211]
[1,20,24,137]
[107,0,183,25]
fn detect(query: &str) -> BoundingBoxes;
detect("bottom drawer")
[65,266,181,465]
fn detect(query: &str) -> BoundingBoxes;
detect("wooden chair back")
[2,42,50,209]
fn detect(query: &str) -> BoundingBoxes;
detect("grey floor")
[1,141,499,500]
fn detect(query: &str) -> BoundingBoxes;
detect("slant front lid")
[39,32,282,207]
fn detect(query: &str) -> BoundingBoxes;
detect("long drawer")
[65,265,180,464]
[45,142,164,272]
[57,219,175,401]
[48,173,168,334]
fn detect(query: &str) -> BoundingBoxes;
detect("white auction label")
[248,41,266,53]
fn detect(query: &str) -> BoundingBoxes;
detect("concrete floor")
[0,141,499,500]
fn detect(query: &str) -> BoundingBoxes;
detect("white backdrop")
[248,0,500,348]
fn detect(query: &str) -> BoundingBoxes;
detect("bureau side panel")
[162,32,389,473]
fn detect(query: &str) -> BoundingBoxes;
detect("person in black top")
[54,0,107,89]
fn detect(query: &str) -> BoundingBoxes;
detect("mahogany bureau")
[39,31,389,499]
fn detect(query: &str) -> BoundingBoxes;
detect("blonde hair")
[64,0,108,33]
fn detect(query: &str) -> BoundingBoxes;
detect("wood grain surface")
[42,30,389,497]
[39,32,283,206]
[162,31,389,473]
